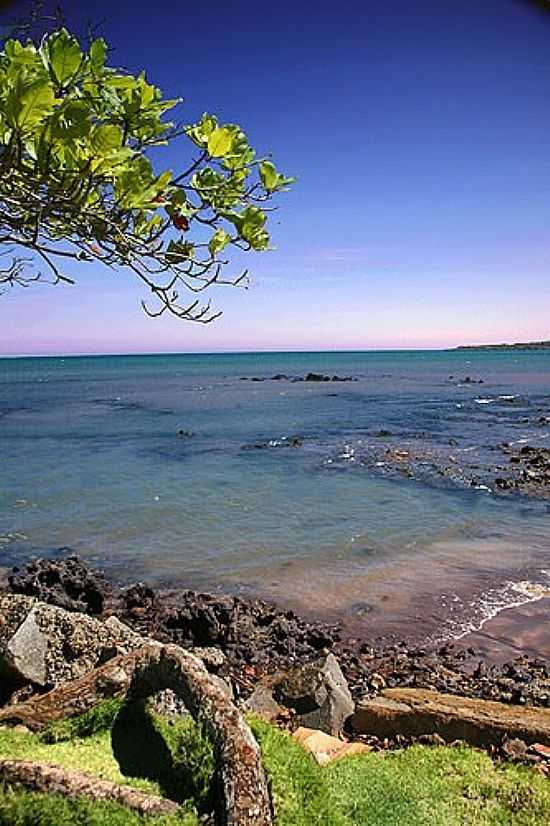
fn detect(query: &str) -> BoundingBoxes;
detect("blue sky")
[1,0,549,354]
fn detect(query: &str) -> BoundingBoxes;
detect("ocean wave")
[431,573,550,644]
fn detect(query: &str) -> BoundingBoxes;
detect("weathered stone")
[274,653,354,736]
[194,646,226,671]
[3,607,48,686]
[244,685,284,723]
[0,595,149,689]
[0,760,179,816]
[351,688,550,748]
[8,555,107,614]
[293,726,370,765]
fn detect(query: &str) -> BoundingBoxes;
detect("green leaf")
[207,127,234,158]
[89,38,108,73]
[91,124,123,153]
[51,100,91,139]
[259,161,278,190]
[166,239,194,262]
[5,77,56,131]
[187,113,218,147]
[259,160,295,192]
[240,206,269,250]
[208,228,232,255]
[43,29,83,85]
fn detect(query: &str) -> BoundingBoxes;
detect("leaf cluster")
[0,26,294,321]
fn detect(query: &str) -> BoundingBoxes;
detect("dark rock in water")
[304,373,356,383]
[305,372,330,382]
[177,429,194,437]
[271,374,289,381]
[8,555,107,615]
[461,376,484,384]
[273,653,354,736]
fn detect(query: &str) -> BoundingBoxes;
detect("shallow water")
[1,350,549,643]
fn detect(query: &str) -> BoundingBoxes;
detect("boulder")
[273,653,354,736]
[244,685,284,723]
[0,594,148,690]
[351,688,550,748]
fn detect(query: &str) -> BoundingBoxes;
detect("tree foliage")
[0,24,293,321]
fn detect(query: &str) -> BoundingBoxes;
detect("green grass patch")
[0,785,198,826]
[40,698,123,743]
[251,718,550,826]
[0,700,214,824]
[1,706,549,825]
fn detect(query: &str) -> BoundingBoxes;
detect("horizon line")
[0,341,546,359]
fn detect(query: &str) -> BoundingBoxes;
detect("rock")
[530,743,550,760]
[193,646,226,672]
[351,688,550,748]
[502,737,528,761]
[304,373,356,383]
[7,555,107,615]
[244,685,284,723]
[293,726,370,765]
[370,673,387,692]
[210,674,233,700]
[273,653,354,736]
[0,594,149,690]
[2,608,48,686]
[418,733,446,746]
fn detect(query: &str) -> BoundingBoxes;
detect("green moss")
[0,785,198,825]
[250,717,346,826]
[328,744,550,826]
[40,699,123,744]
[2,707,550,825]
[251,719,550,826]
[0,726,161,795]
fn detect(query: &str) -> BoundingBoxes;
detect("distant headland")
[456,340,550,351]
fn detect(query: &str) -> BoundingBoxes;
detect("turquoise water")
[1,350,550,638]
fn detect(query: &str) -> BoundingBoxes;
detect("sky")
[1,0,549,354]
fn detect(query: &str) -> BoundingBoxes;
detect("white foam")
[430,571,550,644]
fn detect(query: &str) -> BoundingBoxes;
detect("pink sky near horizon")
[2,256,549,356]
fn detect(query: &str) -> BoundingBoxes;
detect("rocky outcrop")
[351,688,550,748]
[8,555,107,614]
[245,654,354,736]
[0,594,146,692]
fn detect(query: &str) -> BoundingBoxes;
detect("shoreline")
[2,554,549,716]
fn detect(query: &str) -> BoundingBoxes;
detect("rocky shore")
[2,556,549,747]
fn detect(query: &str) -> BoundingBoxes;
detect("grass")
[251,718,550,826]
[0,786,198,826]
[0,704,549,824]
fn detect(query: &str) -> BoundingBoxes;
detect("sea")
[1,350,550,648]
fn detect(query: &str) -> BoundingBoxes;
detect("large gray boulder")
[275,653,354,735]
[0,594,148,690]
